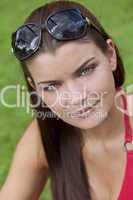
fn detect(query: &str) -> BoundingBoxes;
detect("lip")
[71,99,100,115]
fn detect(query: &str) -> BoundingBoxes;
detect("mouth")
[71,99,100,115]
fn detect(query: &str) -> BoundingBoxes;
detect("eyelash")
[42,64,97,92]
[79,64,97,77]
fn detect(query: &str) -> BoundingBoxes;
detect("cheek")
[95,76,116,117]
[96,71,116,105]
[84,66,116,109]
[89,65,115,92]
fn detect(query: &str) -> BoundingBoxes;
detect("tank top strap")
[117,86,133,144]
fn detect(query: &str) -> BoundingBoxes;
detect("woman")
[0,1,133,200]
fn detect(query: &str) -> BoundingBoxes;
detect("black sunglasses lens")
[12,24,41,60]
[47,9,87,40]
[12,9,88,60]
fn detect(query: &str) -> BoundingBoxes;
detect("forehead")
[26,41,101,81]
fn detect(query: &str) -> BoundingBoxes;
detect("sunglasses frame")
[44,8,88,40]
[11,8,102,61]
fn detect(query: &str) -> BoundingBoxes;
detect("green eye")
[80,67,90,76]
[80,64,96,76]
[43,84,58,92]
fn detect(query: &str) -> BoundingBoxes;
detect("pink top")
[116,86,133,200]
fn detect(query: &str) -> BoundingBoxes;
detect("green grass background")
[0,0,133,199]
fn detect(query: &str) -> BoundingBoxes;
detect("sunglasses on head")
[11,8,102,61]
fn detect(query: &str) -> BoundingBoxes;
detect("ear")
[27,77,36,89]
[106,39,117,71]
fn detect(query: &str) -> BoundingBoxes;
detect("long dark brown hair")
[12,1,125,199]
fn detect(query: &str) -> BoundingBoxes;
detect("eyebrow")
[37,57,95,85]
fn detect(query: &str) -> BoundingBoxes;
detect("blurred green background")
[0,0,133,199]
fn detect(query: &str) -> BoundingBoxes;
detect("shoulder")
[0,118,49,199]
[18,117,49,170]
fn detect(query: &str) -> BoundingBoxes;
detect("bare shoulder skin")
[0,118,49,200]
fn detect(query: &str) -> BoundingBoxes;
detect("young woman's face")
[26,39,117,130]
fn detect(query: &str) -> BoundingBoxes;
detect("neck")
[81,89,125,145]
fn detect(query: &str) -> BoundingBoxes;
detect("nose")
[72,97,87,107]
[60,79,87,108]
